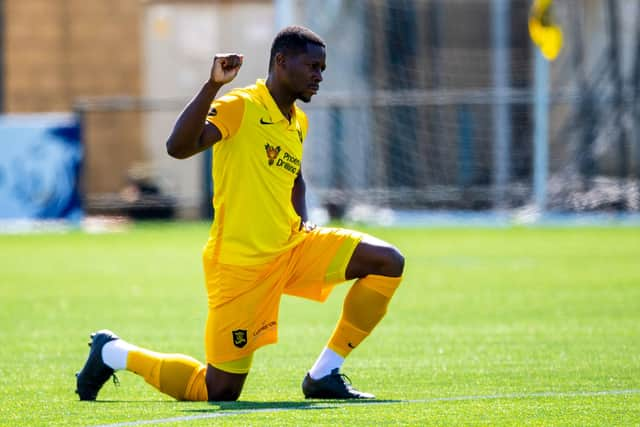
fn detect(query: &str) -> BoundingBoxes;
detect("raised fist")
[210,54,243,85]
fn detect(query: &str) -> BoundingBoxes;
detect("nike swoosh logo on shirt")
[260,118,275,125]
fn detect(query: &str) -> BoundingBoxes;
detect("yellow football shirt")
[204,79,309,265]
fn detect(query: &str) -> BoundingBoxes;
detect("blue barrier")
[0,113,83,220]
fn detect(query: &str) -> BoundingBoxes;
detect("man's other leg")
[101,334,251,401]
[76,330,209,401]
[304,235,404,398]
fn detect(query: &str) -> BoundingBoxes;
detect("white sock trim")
[308,347,345,380]
[101,339,136,371]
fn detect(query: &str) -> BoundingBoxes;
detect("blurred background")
[1,0,639,228]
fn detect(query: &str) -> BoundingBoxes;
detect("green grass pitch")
[1,223,639,426]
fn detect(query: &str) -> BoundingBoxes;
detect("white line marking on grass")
[92,389,640,427]
[405,388,640,403]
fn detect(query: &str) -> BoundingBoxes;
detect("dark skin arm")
[292,170,317,231]
[166,81,223,159]
[166,54,243,159]
[292,170,308,224]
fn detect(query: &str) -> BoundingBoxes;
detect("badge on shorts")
[232,329,248,348]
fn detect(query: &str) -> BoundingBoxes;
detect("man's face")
[281,43,326,103]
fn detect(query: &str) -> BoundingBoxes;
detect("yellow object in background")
[529,0,563,60]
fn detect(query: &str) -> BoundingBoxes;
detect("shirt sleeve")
[206,93,245,140]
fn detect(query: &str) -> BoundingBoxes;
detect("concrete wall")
[143,1,274,217]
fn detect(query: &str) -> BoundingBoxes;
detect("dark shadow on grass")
[90,400,183,404]
[181,399,402,413]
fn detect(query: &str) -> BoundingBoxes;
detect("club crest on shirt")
[264,143,281,166]
[232,329,248,348]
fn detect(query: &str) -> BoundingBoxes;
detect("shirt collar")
[255,79,297,126]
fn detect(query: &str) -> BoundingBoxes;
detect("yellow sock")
[328,274,402,357]
[126,349,208,401]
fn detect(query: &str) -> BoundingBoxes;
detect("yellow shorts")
[201,227,364,365]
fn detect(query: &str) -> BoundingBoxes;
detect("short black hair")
[268,26,326,71]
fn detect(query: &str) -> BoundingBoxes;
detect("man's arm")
[292,170,314,230]
[166,54,243,159]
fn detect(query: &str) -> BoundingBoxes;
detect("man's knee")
[205,364,248,402]
[384,245,405,277]
[347,238,406,279]
[368,244,404,277]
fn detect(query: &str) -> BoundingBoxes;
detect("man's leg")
[303,235,404,399]
[76,330,208,401]
[327,235,404,355]
[76,331,249,401]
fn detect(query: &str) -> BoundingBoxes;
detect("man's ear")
[275,52,286,68]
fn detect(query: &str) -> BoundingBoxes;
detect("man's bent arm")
[166,81,223,159]
[166,54,243,159]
